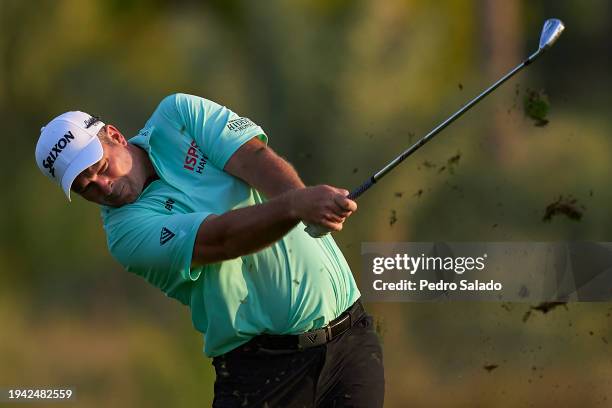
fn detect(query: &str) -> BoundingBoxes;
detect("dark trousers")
[212,311,385,407]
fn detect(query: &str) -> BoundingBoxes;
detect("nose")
[94,176,113,197]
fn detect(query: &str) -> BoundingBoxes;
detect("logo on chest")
[164,198,175,211]
[160,227,176,245]
[183,140,208,174]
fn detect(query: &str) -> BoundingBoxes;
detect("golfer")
[35,93,384,407]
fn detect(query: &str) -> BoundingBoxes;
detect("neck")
[129,144,159,188]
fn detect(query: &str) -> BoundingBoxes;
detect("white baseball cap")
[35,111,106,201]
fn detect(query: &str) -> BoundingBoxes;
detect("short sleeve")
[102,206,210,305]
[170,93,268,169]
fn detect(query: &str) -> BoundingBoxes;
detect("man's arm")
[193,136,357,264]
[224,137,352,222]
[223,137,305,197]
[192,185,356,265]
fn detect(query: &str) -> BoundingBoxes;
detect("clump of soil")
[524,88,550,127]
[542,195,584,222]
[522,301,568,322]
[389,210,397,226]
[483,364,499,372]
[446,151,461,174]
[423,152,462,174]
[532,301,567,313]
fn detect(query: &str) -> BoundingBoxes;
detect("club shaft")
[349,49,543,200]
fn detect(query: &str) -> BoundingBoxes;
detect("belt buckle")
[298,328,328,349]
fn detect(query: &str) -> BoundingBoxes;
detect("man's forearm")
[192,185,356,265]
[192,191,300,265]
[250,150,305,197]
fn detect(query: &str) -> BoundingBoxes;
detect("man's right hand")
[289,185,357,232]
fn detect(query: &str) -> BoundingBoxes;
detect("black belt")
[251,300,365,351]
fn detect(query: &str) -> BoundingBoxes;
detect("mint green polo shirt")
[101,93,360,357]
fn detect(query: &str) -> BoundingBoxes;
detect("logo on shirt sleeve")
[226,117,256,132]
[160,227,176,245]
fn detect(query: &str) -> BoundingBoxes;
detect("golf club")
[306,18,565,238]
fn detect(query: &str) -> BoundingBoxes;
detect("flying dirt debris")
[483,364,499,372]
[522,301,568,322]
[422,160,437,169]
[446,152,461,173]
[524,88,551,126]
[389,210,397,226]
[433,152,461,174]
[542,195,585,222]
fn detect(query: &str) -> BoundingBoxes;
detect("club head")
[539,19,565,50]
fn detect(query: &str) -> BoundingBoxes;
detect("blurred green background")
[2,0,611,406]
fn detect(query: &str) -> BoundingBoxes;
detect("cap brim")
[60,137,104,201]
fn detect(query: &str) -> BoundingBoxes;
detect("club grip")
[304,177,375,238]
[304,223,330,238]
[348,177,375,200]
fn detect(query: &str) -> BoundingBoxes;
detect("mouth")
[107,184,124,203]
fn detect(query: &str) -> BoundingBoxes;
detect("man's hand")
[290,185,357,232]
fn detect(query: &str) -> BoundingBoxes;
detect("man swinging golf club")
[35,16,564,407]
[35,93,385,407]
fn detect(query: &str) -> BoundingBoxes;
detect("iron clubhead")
[539,19,565,50]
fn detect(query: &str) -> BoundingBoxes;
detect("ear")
[105,125,128,146]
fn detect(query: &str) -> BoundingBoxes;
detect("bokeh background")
[2,0,612,406]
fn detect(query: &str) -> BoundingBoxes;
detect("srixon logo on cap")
[42,131,75,178]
